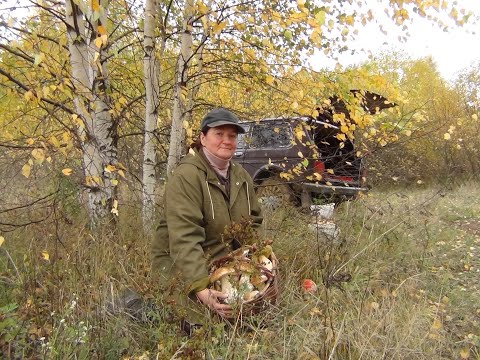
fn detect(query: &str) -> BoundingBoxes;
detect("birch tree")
[142,0,162,235]
[65,0,118,227]
[166,0,194,174]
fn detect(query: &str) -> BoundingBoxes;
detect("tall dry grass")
[1,182,480,359]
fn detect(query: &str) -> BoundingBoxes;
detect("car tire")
[256,176,295,210]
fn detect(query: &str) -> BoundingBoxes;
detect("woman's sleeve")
[165,169,210,295]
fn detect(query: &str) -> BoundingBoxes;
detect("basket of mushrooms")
[208,242,278,315]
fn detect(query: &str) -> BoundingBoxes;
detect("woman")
[152,108,263,326]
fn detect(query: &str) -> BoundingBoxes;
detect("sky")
[310,0,480,82]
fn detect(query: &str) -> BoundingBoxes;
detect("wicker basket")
[209,247,279,316]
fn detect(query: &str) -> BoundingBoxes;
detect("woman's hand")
[196,288,233,318]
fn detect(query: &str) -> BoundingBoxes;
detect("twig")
[169,340,189,360]
[328,314,346,360]
[2,248,20,278]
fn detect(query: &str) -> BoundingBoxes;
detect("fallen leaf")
[460,348,470,359]
[41,251,50,261]
[22,164,31,178]
[431,318,442,330]
[62,168,73,176]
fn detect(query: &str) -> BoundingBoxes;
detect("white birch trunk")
[166,0,195,174]
[142,0,161,235]
[65,0,118,228]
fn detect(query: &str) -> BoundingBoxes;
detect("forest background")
[0,0,479,359]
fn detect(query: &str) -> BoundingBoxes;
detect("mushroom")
[209,266,235,284]
[258,255,273,271]
[220,276,238,303]
[251,273,269,291]
[235,261,255,274]
[231,247,250,261]
[238,273,254,293]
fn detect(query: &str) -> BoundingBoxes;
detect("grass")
[1,182,480,359]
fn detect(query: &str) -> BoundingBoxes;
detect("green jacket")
[152,148,263,295]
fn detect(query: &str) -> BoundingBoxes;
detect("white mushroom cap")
[258,255,273,271]
[209,266,235,283]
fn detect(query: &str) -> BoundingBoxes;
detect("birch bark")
[142,0,162,235]
[166,0,195,174]
[65,0,118,228]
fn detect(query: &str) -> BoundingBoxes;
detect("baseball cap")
[200,108,246,134]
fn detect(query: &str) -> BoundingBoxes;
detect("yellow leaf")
[34,53,45,66]
[212,21,227,35]
[327,169,334,174]
[111,179,118,186]
[405,130,412,136]
[336,133,346,141]
[471,114,478,121]
[62,168,73,176]
[41,251,50,261]
[265,75,274,85]
[22,164,31,178]
[98,25,107,35]
[197,1,209,14]
[26,138,35,145]
[0,236,4,247]
[31,148,45,163]
[431,318,442,330]
[345,15,355,25]
[297,151,304,158]
[24,90,35,101]
[85,176,102,186]
[460,348,470,359]
[94,37,103,48]
[117,169,126,178]
[104,164,116,173]
[341,125,348,133]
[92,0,100,12]
[295,127,305,140]
[443,133,451,140]
[326,181,332,186]
[49,135,61,148]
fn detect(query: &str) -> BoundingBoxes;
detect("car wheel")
[256,176,295,210]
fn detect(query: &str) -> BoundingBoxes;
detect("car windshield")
[249,122,292,149]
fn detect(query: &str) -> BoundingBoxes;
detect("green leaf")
[34,53,45,66]
[284,29,293,41]
[315,10,326,26]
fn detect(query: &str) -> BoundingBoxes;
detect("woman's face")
[201,125,238,160]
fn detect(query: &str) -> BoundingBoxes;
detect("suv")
[234,91,394,208]
[234,117,365,208]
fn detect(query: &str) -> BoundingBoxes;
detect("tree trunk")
[142,0,162,236]
[166,0,195,174]
[65,0,118,229]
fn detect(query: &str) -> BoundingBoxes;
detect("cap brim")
[206,120,246,133]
